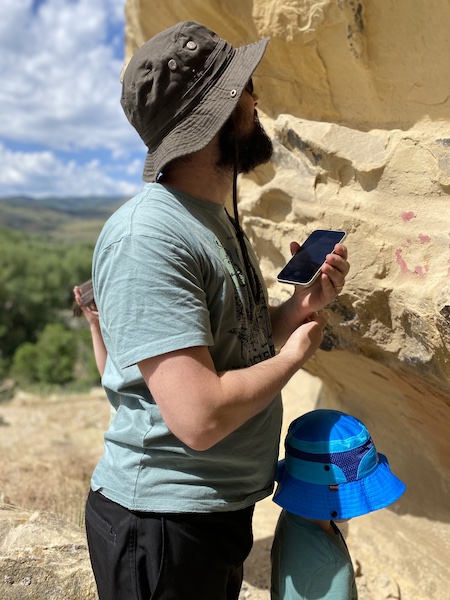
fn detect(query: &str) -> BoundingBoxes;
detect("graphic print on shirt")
[216,237,275,365]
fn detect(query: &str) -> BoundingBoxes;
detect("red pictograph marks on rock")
[395,235,431,278]
[401,211,416,222]
[418,234,431,244]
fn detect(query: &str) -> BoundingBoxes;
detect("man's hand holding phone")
[277,230,350,315]
[270,230,349,351]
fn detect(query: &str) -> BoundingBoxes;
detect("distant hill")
[0,195,128,243]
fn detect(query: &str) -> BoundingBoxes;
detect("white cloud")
[0,142,142,198]
[0,0,138,153]
[0,0,148,197]
[124,158,146,176]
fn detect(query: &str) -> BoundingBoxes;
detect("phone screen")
[277,230,346,286]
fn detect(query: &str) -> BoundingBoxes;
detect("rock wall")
[124,1,450,598]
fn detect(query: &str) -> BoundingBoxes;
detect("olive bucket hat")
[120,21,269,182]
[273,410,406,520]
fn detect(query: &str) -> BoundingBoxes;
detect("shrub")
[34,323,77,384]
[73,328,101,386]
[11,342,39,383]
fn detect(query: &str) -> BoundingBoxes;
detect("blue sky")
[0,0,147,198]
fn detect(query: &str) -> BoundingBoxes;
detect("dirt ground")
[0,373,447,599]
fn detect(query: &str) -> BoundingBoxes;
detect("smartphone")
[73,279,95,317]
[277,229,346,286]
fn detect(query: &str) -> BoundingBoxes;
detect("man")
[85,21,349,600]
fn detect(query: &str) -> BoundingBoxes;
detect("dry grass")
[0,388,108,527]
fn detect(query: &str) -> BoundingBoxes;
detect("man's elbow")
[172,421,226,452]
[184,437,216,452]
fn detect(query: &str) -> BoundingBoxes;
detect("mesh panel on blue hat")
[286,437,376,483]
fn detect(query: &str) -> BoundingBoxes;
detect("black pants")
[85,489,254,600]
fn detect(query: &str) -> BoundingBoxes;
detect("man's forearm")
[139,317,326,451]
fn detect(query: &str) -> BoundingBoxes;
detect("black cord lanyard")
[229,142,261,304]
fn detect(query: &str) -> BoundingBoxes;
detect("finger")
[74,290,83,306]
[289,241,300,256]
[321,260,346,282]
[323,271,346,293]
[303,311,319,323]
[319,271,344,299]
[304,311,329,336]
[325,251,350,272]
[314,311,329,327]
[333,243,348,260]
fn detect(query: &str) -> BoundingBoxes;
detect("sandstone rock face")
[0,503,97,599]
[124,1,450,598]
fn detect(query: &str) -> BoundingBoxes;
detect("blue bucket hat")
[273,410,406,520]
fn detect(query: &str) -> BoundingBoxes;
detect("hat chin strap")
[229,139,261,303]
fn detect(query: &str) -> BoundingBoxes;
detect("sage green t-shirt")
[271,511,358,600]
[91,183,282,512]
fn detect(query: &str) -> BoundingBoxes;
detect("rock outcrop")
[0,503,97,599]
[122,2,450,598]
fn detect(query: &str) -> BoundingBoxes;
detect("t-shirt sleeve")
[95,232,214,369]
[304,562,356,599]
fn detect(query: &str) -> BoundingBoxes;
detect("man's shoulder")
[97,184,182,241]
[118,183,178,218]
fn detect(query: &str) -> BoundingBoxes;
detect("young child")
[270,409,406,600]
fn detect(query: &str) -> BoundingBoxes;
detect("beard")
[217,111,273,174]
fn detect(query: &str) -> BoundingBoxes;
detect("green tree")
[0,228,94,366]
[73,328,102,386]
[11,342,39,383]
[34,323,77,384]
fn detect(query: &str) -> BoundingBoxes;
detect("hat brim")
[142,36,269,182]
[273,454,406,520]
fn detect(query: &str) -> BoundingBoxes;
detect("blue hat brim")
[273,453,406,520]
